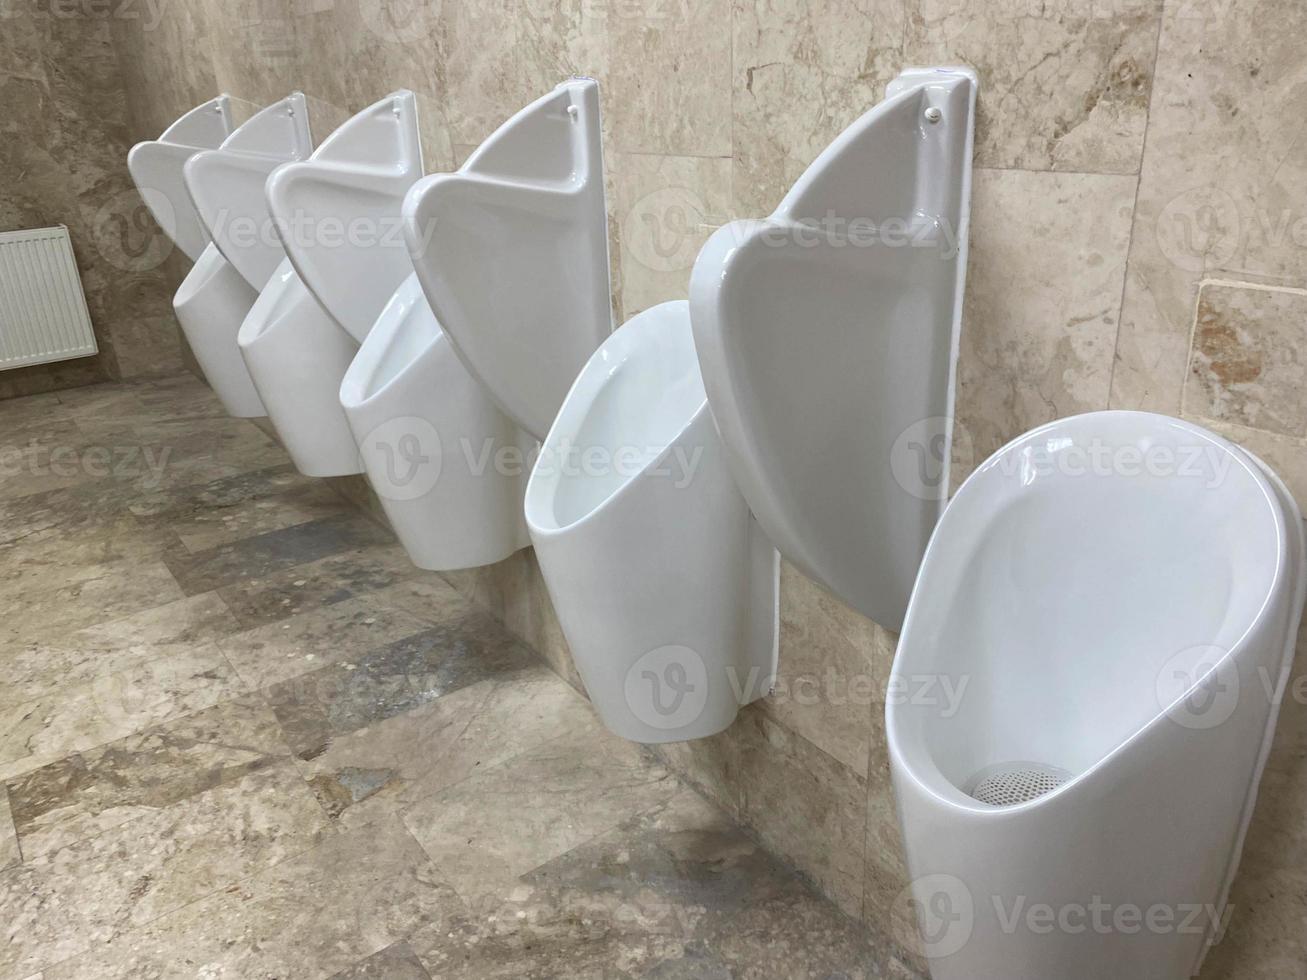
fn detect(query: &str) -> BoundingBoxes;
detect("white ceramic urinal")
[263,90,531,567]
[341,273,533,569]
[525,302,779,743]
[403,78,612,440]
[185,92,314,291]
[128,95,232,263]
[180,93,315,420]
[887,412,1306,980]
[690,67,978,632]
[195,95,364,478]
[128,97,265,417]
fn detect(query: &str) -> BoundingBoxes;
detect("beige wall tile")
[733,706,868,919]
[903,0,1162,173]
[604,0,733,156]
[763,562,887,774]
[731,0,906,215]
[609,150,732,318]
[1110,0,1307,416]
[955,168,1136,472]
[434,0,607,149]
[1184,282,1307,438]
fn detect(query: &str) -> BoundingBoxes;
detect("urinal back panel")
[268,91,425,343]
[689,67,977,631]
[184,93,314,291]
[127,95,233,263]
[404,79,613,440]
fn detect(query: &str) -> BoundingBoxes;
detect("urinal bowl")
[237,259,362,477]
[173,243,265,418]
[340,273,532,569]
[525,301,778,743]
[887,411,1306,979]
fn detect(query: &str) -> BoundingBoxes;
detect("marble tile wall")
[104,1,1307,976]
[0,0,186,397]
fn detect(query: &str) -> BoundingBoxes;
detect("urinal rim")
[174,242,240,307]
[339,275,446,410]
[885,408,1294,816]
[524,300,707,538]
[237,259,311,349]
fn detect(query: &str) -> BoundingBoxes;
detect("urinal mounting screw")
[924,106,943,124]
[567,104,579,121]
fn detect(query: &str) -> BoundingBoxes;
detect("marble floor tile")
[0,515,182,591]
[0,787,19,871]
[0,556,184,643]
[215,541,424,629]
[40,816,464,980]
[412,789,896,980]
[0,592,239,710]
[328,942,432,980]
[4,694,292,859]
[168,476,348,552]
[299,666,597,827]
[401,719,678,912]
[731,706,869,920]
[0,759,332,980]
[162,511,395,595]
[0,644,247,782]
[215,588,435,690]
[265,611,539,761]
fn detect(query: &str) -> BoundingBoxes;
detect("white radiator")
[0,225,98,370]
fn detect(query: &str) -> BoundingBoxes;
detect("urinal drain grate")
[966,762,1072,807]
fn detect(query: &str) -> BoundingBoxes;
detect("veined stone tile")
[216,587,435,690]
[40,815,465,980]
[766,562,888,774]
[433,0,606,149]
[414,790,896,980]
[4,694,291,859]
[169,477,348,552]
[216,542,427,629]
[955,169,1136,477]
[731,0,906,216]
[162,511,395,595]
[732,705,868,919]
[903,0,1161,173]
[0,591,238,711]
[604,0,731,156]
[264,611,539,760]
[0,556,183,642]
[610,151,732,320]
[401,718,677,912]
[0,759,332,980]
[0,644,246,782]
[328,943,432,980]
[0,515,182,596]
[1183,281,1307,438]
[126,463,310,521]
[0,787,18,872]
[1110,0,1307,416]
[299,666,597,826]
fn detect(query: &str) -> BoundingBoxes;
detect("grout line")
[1104,0,1170,411]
